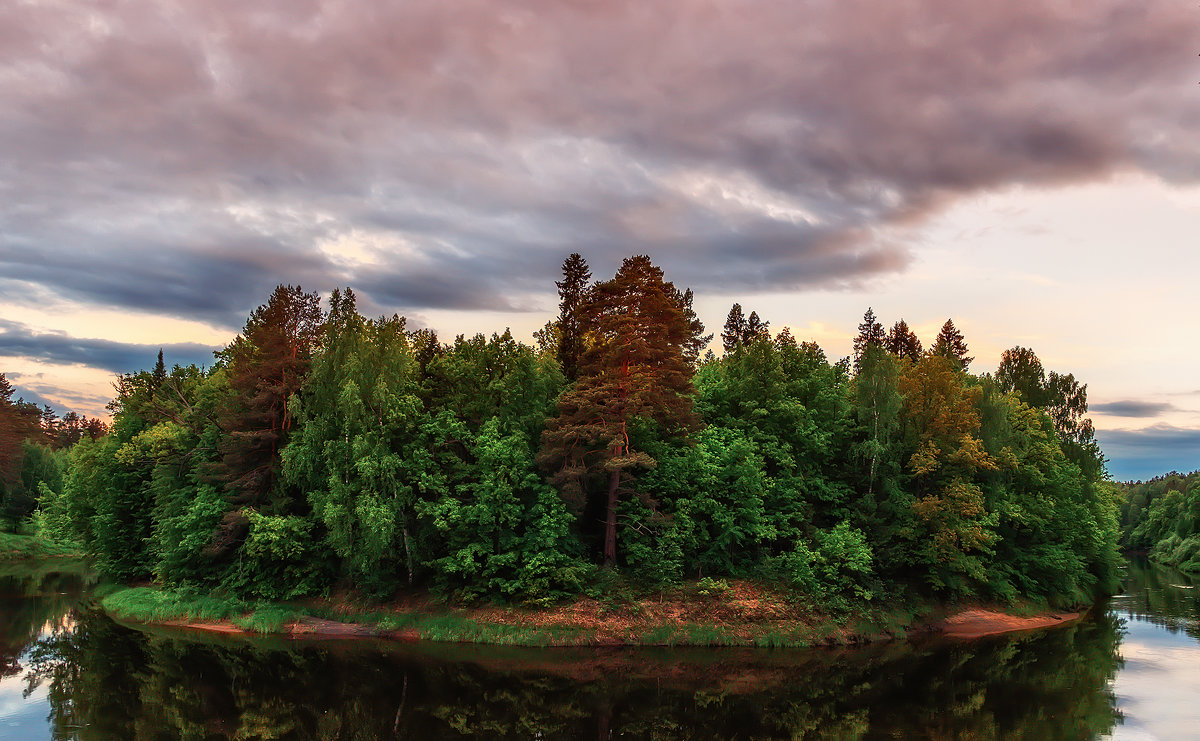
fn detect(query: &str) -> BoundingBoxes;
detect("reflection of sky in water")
[1105,578,1200,741]
[0,647,50,740]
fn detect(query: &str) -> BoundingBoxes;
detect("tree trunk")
[403,526,414,585]
[603,467,620,566]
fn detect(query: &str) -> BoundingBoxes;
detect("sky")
[1,0,1197,481]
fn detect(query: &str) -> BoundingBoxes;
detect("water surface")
[0,559,1193,739]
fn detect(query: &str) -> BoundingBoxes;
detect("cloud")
[5,372,113,419]
[4,381,58,412]
[0,320,219,374]
[1091,400,1177,418]
[1096,424,1200,481]
[0,0,1195,322]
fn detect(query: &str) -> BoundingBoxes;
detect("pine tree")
[555,253,592,381]
[932,319,972,370]
[214,285,324,509]
[540,256,699,566]
[852,308,887,372]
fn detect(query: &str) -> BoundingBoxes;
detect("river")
[0,557,1196,739]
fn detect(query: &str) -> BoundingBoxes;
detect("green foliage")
[224,510,325,600]
[1126,475,1200,574]
[697,331,854,545]
[44,262,1120,611]
[234,604,304,633]
[1,440,64,527]
[101,586,248,623]
[420,419,588,603]
[0,531,81,559]
[283,291,425,593]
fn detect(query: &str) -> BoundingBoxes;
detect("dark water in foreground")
[0,559,1194,740]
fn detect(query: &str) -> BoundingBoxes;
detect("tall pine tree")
[214,285,324,510]
[540,256,700,566]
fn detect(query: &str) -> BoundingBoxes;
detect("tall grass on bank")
[102,587,249,623]
[0,532,82,560]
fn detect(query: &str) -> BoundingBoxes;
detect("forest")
[0,254,1123,609]
[1119,470,1200,573]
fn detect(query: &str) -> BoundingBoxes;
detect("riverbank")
[99,581,1086,647]
[0,532,83,560]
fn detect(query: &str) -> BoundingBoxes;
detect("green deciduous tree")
[282,288,424,593]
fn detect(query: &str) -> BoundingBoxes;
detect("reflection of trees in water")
[25,609,1123,741]
[1116,557,1200,639]
[0,562,93,680]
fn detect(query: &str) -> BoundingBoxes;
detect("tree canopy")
[18,254,1121,609]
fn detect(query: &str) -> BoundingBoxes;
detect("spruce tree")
[151,349,167,390]
[675,287,712,362]
[555,253,592,381]
[932,319,973,370]
[885,320,923,362]
[722,305,768,354]
[721,303,746,354]
[852,308,886,372]
[744,311,769,344]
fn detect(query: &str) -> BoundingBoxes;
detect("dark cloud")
[0,320,219,374]
[1092,400,1177,418]
[0,0,1196,321]
[4,381,59,413]
[1097,425,1200,482]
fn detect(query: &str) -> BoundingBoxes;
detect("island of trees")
[1,254,1122,619]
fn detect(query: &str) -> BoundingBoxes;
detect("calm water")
[0,559,1195,740]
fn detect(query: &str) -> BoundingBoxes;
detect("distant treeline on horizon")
[1,253,1123,607]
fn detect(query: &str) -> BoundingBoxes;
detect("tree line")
[0,375,107,527]
[1119,470,1200,573]
[11,254,1121,606]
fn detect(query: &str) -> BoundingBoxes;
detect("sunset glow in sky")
[1,0,1197,480]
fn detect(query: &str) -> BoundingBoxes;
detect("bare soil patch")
[938,608,1084,639]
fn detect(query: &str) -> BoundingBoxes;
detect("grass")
[234,605,305,633]
[638,623,740,647]
[101,586,248,623]
[103,586,591,645]
[0,531,83,560]
[308,604,591,646]
[99,581,920,648]
[98,580,1072,648]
